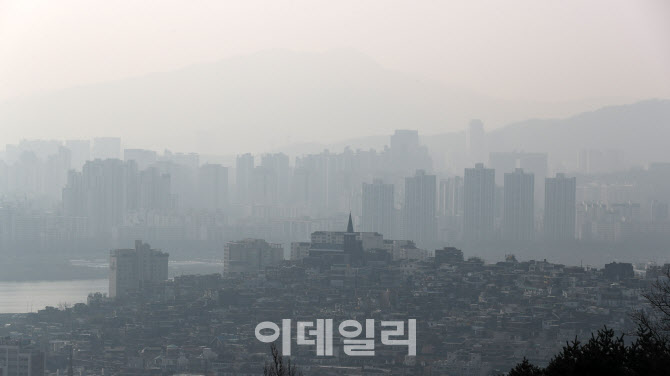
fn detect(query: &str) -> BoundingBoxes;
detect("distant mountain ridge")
[486,99,670,168]
[275,99,670,170]
[0,49,637,155]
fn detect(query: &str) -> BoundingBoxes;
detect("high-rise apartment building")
[198,164,228,210]
[109,240,169,298]
[464,163,495,241]
[0,339,45,376]
[390,130,432,174]
[403,170,436,246]
[438,176,464,217]
[503,169,535,241]
[519,153,548,213]
[124,148,158,171]
[251,166,278,206]
[138,167,173,211]
[362,179,394,238]
[223,238,283,275]
[63,159,136,235]
[261,153,290,204]
[544,173,577,240]
[235,153,254,205]
[489,151,547,212]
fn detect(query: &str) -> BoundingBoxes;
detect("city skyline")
[2,124,669,270]
[1,2,669,374]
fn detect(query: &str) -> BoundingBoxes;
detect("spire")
[347,212,354,233]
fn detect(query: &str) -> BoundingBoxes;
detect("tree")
[508,266,670,376]
[508,358,542,376]
[633,267,670,343]
[626,325,670,376]
[506,326,670,376]
[264,343,303,376]
[542,327,628,376]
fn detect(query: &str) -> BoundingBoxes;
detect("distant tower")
[63,159,135,236]
[438,176,464,217]
[390,130,432,173]
[261,153,290,203]
[235,153,254,204]
[390,130,420,152]
[544,173,576,240]
[464,163,495,241]
[138,167,172,211]
[467,120,486,165]
[519,152,548,213]
[362,179,394,237]
[503,169,535,241]
[251,166,278,205]
[198,164,228,210]
[403,170,437,247]
[124,148,157,171]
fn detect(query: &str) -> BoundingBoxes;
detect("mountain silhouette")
[0,49,632,155]
[276,99,670,171]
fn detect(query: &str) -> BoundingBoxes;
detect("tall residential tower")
[403,170,436,246]
[362,179,394,238]
[503,169,535,241]
[544,173,577,240]
[464,163,495,241]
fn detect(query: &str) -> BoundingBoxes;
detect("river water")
[0,279,108,313]
[0,259,223,313]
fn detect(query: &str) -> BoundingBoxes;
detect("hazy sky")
[1,0,669,103]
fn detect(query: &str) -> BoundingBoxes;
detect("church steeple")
[344,212,362,265]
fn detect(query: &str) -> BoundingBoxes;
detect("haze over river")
[0,279,108,313]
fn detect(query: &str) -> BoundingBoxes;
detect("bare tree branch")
[264,343,303,376]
